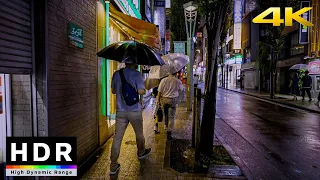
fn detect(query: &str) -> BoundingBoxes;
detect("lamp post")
[265,43,275,99]
[184,1,198,111]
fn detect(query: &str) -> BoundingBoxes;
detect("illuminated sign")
[166,0,171,8]
[154,1,165,39]
[235,54,243,64]
[154,0,166,53]
[299,1,311,44]
[174,41,186,54]
[114,0,141,19]
[233,0,243,50]
[308,61,320,74]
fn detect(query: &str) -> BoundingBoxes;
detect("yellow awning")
[109,4,161,50]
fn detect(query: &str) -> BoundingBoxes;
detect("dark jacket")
[302,75,312,88]
[292,77,299,89]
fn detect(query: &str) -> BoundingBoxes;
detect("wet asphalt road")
[215,88,320,180]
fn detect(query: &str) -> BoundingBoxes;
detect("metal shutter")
[0,0,32,74]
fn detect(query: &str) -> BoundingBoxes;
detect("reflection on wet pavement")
[216,89,320,180]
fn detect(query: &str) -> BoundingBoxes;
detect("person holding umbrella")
[156,72,184,140]
[289,73,299,100]
[97,40,165,175]
[301,70,312,101]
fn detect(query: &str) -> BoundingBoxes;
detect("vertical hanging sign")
[154,0,166,53]
[299,1,311,44]
[233,0,243,50]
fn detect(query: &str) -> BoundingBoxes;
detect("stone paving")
[81,97,226,180]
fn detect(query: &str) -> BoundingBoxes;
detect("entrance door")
[0,74,6,162]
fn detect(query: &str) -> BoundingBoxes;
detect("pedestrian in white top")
[157,73,184,140]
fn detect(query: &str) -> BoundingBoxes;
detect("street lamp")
[184,1,198,111]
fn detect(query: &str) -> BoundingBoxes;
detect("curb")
[215,130,254,180]
[220,87,320,114]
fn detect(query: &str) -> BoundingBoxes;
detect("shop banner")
[299,1,311,44]
[308,61,320,74]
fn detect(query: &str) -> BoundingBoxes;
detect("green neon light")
[106,2,111,116]
[101,59,106,116]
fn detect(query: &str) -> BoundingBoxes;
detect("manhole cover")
[125,140,136,145]
[209,165,244,177]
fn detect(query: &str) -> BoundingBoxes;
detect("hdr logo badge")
[252,7,313,27]
[6,137,77,177]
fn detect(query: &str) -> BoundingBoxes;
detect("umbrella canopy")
[145,53,189,90]
[289,64,308,70]
[144,78,160,90]
[148,53,189,79]
[97,40,165,66]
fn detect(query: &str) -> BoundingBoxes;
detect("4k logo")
[252,7,313,27]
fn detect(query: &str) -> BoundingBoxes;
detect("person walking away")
[239,73,244,89]
[193,74,199,88]
[291,73,299,100]
[110,62,151,175]
[301,70,312,101]
[157,73,183,140]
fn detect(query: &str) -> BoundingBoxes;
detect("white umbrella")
[145,53,189,90]
[148,53,189,79]
[289,64,308,70]
[144,78,160,90]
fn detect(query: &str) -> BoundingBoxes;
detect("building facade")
[0,0,159,177]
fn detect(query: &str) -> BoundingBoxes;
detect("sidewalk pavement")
[221,86,320,114]
[81,98,224,180]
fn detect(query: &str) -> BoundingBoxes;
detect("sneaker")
[110,164,120,175]
[138,148,152,160]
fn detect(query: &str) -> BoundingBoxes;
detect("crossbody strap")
[119,69,127,84]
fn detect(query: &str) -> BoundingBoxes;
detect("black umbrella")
[97,40,165,66]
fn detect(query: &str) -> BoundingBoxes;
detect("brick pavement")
[81,97,225,180]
